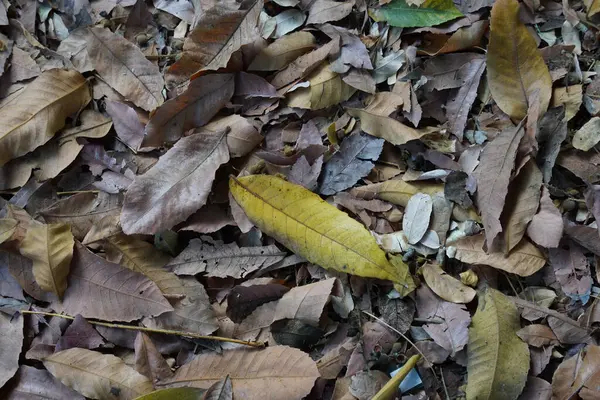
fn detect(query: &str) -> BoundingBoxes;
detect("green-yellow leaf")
[19,223,74,298]
[370,0,463,28]
[466,288,529,400]
[0,218,17,244]
[229,175,414,292]
[287,63,355,109]
[134,388,206,400]
[487,0,552,119]
[422,263,476,303]
[44,348,153,400]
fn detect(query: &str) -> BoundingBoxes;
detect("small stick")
[19,310,266,348]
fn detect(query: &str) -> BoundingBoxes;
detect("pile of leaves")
[1,0,600,398]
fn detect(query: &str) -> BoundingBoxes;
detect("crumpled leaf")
[43,348,153,400]
[320,23,372,73]
[527,186,563,248]
[143,74,234,147]
[158,346,319,400]
[168,238,286,278]
[55,243,173,322]
[548,243,593,304]
[465,288,529,400]
[318,133,383,195]
[230,175,414,292]
[121,129,230,234]
[166,0,261,87]
[0,69,91,166]
[449,234,546,277]
[487,0,552,119]
[0,312,23,388]
[403,193,433,244]
[19,222,74,298]
[287,63,355,109]
[85,27,164,112]
[370,0,463,28]
[552,345,600,400]
[422,263,476,303]
[474,123,525,249]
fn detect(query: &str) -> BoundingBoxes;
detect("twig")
[19,310,266,348]
[372,354,421,400]
[510,297,591,331]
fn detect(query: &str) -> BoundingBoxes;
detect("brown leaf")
[142,74,234,147]
[249,31,316,71]
[105,100,146,152]
[178,204,235,234]
[474,123,525,249]
[203,375,233,400]
[55,314,106,352]
[55,243,173,322]
[547,316,592,345]
[362,321,399,355]
[121,129,230,234]
[3,365,85,400]
[422,263,476,304]
[564,222,600,256]
[306,0,354,25]
[226,283,290,323]
[536,106,567,183]
[316,337,358,379]
[166,0,261,88]
[158,346,319,399]
[518,376,551,400]
[548,242,593,304]
[274,278,338,326]
[0,312,23,388]
[199,114,263,158]
[526,186,563,248]
[0,69,91,166]
[552,345,600,400]
[516,324,559,347]
[134,332,174,385]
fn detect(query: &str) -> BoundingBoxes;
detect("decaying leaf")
[422,263,476,303]
[465,288,529,400]
[230,175,414,292]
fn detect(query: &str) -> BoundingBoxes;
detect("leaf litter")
[0,0,600,399]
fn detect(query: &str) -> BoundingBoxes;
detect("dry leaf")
[487,0,552,119]
[403,193,433,244]
[274,278,337,325]
[203,376,233,400]
[249,31,316,71]
[3,365,85,400]
[0,69,90,166]
[527,186,563,248]
[0,312,23,388]
[287,63,356,109]
[422,263,476,303]
[226,283,290,323]
[516,324,559,347]
[158,346,319,400]
[552,85,583,121]
[307,0,354,24]
[121,130,230,234]
[44,348,154,400]
[552,345,600,400]
[572,117,600,151]
[200,114,263,158]
[134,332,173,384]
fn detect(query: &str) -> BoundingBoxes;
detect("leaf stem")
[19,310,266,348]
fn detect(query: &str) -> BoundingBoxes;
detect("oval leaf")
[370,0,463,28]
[230,175,414,290]
[422,263,476,304]
[466,288,529,400]
[403,193,433,244]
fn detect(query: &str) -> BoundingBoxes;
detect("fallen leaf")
[168,238,285,278]
[200,114,263,158]
[55,243,173,322]
[153,0,194,23]
[474,123,525,249]
[318,132,384,195]
[536,106,567,183]
[572,117,600,151]
[44,348,154,400]
[351,179,443,207]
[564,222,600,256]
[3,365,85,400]
[349,370,389,400]
[203,376,233,400]
[19,222,74,298]
[465,288,529,400]
[274,9,307,38]
[158,346,319,400]
[287,63,355,109]
[527,186,563,248]
[548,242,593,304]
[134,332,173,384]
[230,175,414,291]
[105,100,146,152]
[248,31,316,71]
[0,312,23,388]
[167,0,261,86]
[516,324,559,347]
[85,27,164,111]
[422,263,476,303]
[518,376,552,400]
[55,314,106,352]
[486,0,552,119]
[133,388,206,400]
[403,193,433,244]
[0,69,90,166]
[274,278,337,325]
[226,283,290,322]
[552,85,582,121]
[121,129,230,234]
[307,0,354,25]
[552,345,600,400]
[142,74,234,147]
[370,0,464,28]
[449,234,546,276]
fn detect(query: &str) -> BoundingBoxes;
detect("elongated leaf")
[104,234,183,296]
[230,175,413,291]
[85,27,163,111]
[403,193,433,244]
[19,223,74,298]
[122,130,230,235]
[466,288,529,400]
[56,243,173,322]
[249,31,316,71]
[166,0,261,87]
[422,263,476,304]
[370,0,463,28]
[142,74,234,147]
[449,234,546,277]
[501,160,543,253]
[287,63,355,109]
[351,179,443,208]
[0,69,90,166]
[168,238,286,278]
[307,0,353,25]
[487,0,552,119]
[44,348,153,400]
[0,312,23,388]
[474,124,525,249]
[159,346,319,400]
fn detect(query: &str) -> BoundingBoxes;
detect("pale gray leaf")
[403,193,433,245]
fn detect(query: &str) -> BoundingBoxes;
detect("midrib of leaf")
[234,178,389,271]
[58,120,113,142]
[89,28,158,102]
[3,79,86,138]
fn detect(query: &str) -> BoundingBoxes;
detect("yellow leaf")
[19,223,74,298]
[134,388,206,400]
[287,63,355,109]
[249,31,316,71]
[466,288,529,400]
[0,69,91,166]
[551,85,582,121]
[487,0,552,119]
[229,175,414,290]
[44,348,153,400]
[0,218,17,244]
[350,179,443,207]
[422,263,476,303]
[449,233,546,277]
